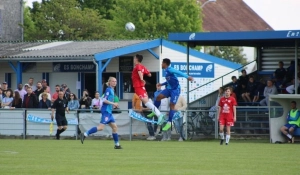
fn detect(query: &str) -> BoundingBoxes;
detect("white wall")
[160,46,239,103]
[105,47,160,72]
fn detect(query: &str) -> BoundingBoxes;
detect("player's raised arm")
[169,67,194,81]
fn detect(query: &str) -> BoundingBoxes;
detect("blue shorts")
[160,88,180,104]
[284,123,298,130]
[100,111,115,124]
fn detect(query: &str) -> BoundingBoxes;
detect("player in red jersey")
[132,54,165,124]
[218,87,237,145]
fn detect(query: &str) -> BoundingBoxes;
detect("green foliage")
[22,7,37,41]
[108,0,202,39]
[209,46,248,65]
[24,0,108,40]
[77,0,115,19]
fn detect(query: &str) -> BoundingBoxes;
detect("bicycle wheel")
[183,122,194,140]
[200,116,214,136]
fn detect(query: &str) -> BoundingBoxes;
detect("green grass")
[0,139,298,175]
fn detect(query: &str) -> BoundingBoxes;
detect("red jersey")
[218,96,237,118]
[131,64,150,87]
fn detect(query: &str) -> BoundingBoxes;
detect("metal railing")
[0,106,274,140]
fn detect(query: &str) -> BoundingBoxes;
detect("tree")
[77,0,115,20]
[209,46,248,65]
[107,0,202,39]
[24,0,108,40]
[22,6,37,41]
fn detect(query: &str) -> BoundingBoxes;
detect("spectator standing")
[0,88,3,105]
[229,76,239,95]
[39,87,51,101]
[23,87,38,108]
[79,89,92,112]
[34,82,43,100]
[273,61,286,88]
[42,79,51,94]
[2,82,8,97]
[259,80,278,106]
[283,61,295,87]
[68,93,79,110]
[91,91,102,113]
[15,83,27,101]
[38,92,52,109]
[11,91,22,109]
[238,70,249,97]
[160,97,171,141]
[61,84,71,99]
[142,99,157,141]
[51,85,60,103]
[174,95,187,141]
[51,91,69,140]
[1,89,13,108]
[27,77,36,91]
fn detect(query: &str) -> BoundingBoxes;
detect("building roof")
[168,30,300,47]
[0,40,150,60]
[199,0,273,32]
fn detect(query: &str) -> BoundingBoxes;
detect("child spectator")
[253,79,266,103]
[241,76,257,103]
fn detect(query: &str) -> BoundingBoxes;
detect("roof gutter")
[0,56,94,62]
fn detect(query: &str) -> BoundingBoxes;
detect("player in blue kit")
[80,77,122,149]
[148,58,193,130]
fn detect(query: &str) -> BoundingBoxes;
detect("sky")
[25,0,300,30]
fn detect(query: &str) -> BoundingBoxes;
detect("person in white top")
[91,91,102,112]
[286,78,300,94]
[174,95,187,141]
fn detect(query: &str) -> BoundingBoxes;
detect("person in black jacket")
[22,87,38,108]
[241,76,257,102]
[11,91,22,109]
[38,92,52,109]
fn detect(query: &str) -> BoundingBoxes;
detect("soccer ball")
[125,22,135,32]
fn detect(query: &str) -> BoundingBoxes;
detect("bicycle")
[181,110,214,140]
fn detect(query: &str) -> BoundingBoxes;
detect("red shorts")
[219,116,234,126]
[134,86,148,99]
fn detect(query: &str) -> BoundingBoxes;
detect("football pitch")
[0,139,298,175]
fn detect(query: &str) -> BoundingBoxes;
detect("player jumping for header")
[218,87,237,145]
[132,54,166,124]
[147,58,193,131]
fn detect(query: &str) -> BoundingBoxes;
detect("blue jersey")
[101,87,114,113]
[162,66,189,89]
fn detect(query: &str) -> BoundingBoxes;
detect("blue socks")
[112,133,119,146]
[86,127,97,136]
[154,100,161,109]
[168,110,176,122]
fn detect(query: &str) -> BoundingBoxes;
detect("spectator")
[241,76,257,102]
[27,77,36,91]
[229,87,237,102]
[273,61,286,88]
[238,70,249,97]
[286,77,300,94]
[174,95,187,141]
[68,93,79,110]
[61,84,71,99]
[0,88,3,105]
[280,101,300,143]
[34,82,43,100]
[24,84,29,92]
[282,61,296,87]
[38,92,51,109]
[79,89,92,112]
[209,87,224,120]
[92,91,102,113]
[11,91,22,109]
[23,87,38,108]
[228,76,239,95]
[41,79,51,94]
[2,82,8,97]
[142,99,157,141]
[39,87,51,101]
[1,89,13,108]
[259,80,278,106]
[160,97,171,141]
[132,93,142,112]
[253,79,266,103]
[52,85,60,103]
[15,83,27,101]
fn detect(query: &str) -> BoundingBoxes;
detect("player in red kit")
[218,87,237,145]
[132,54,165,124]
